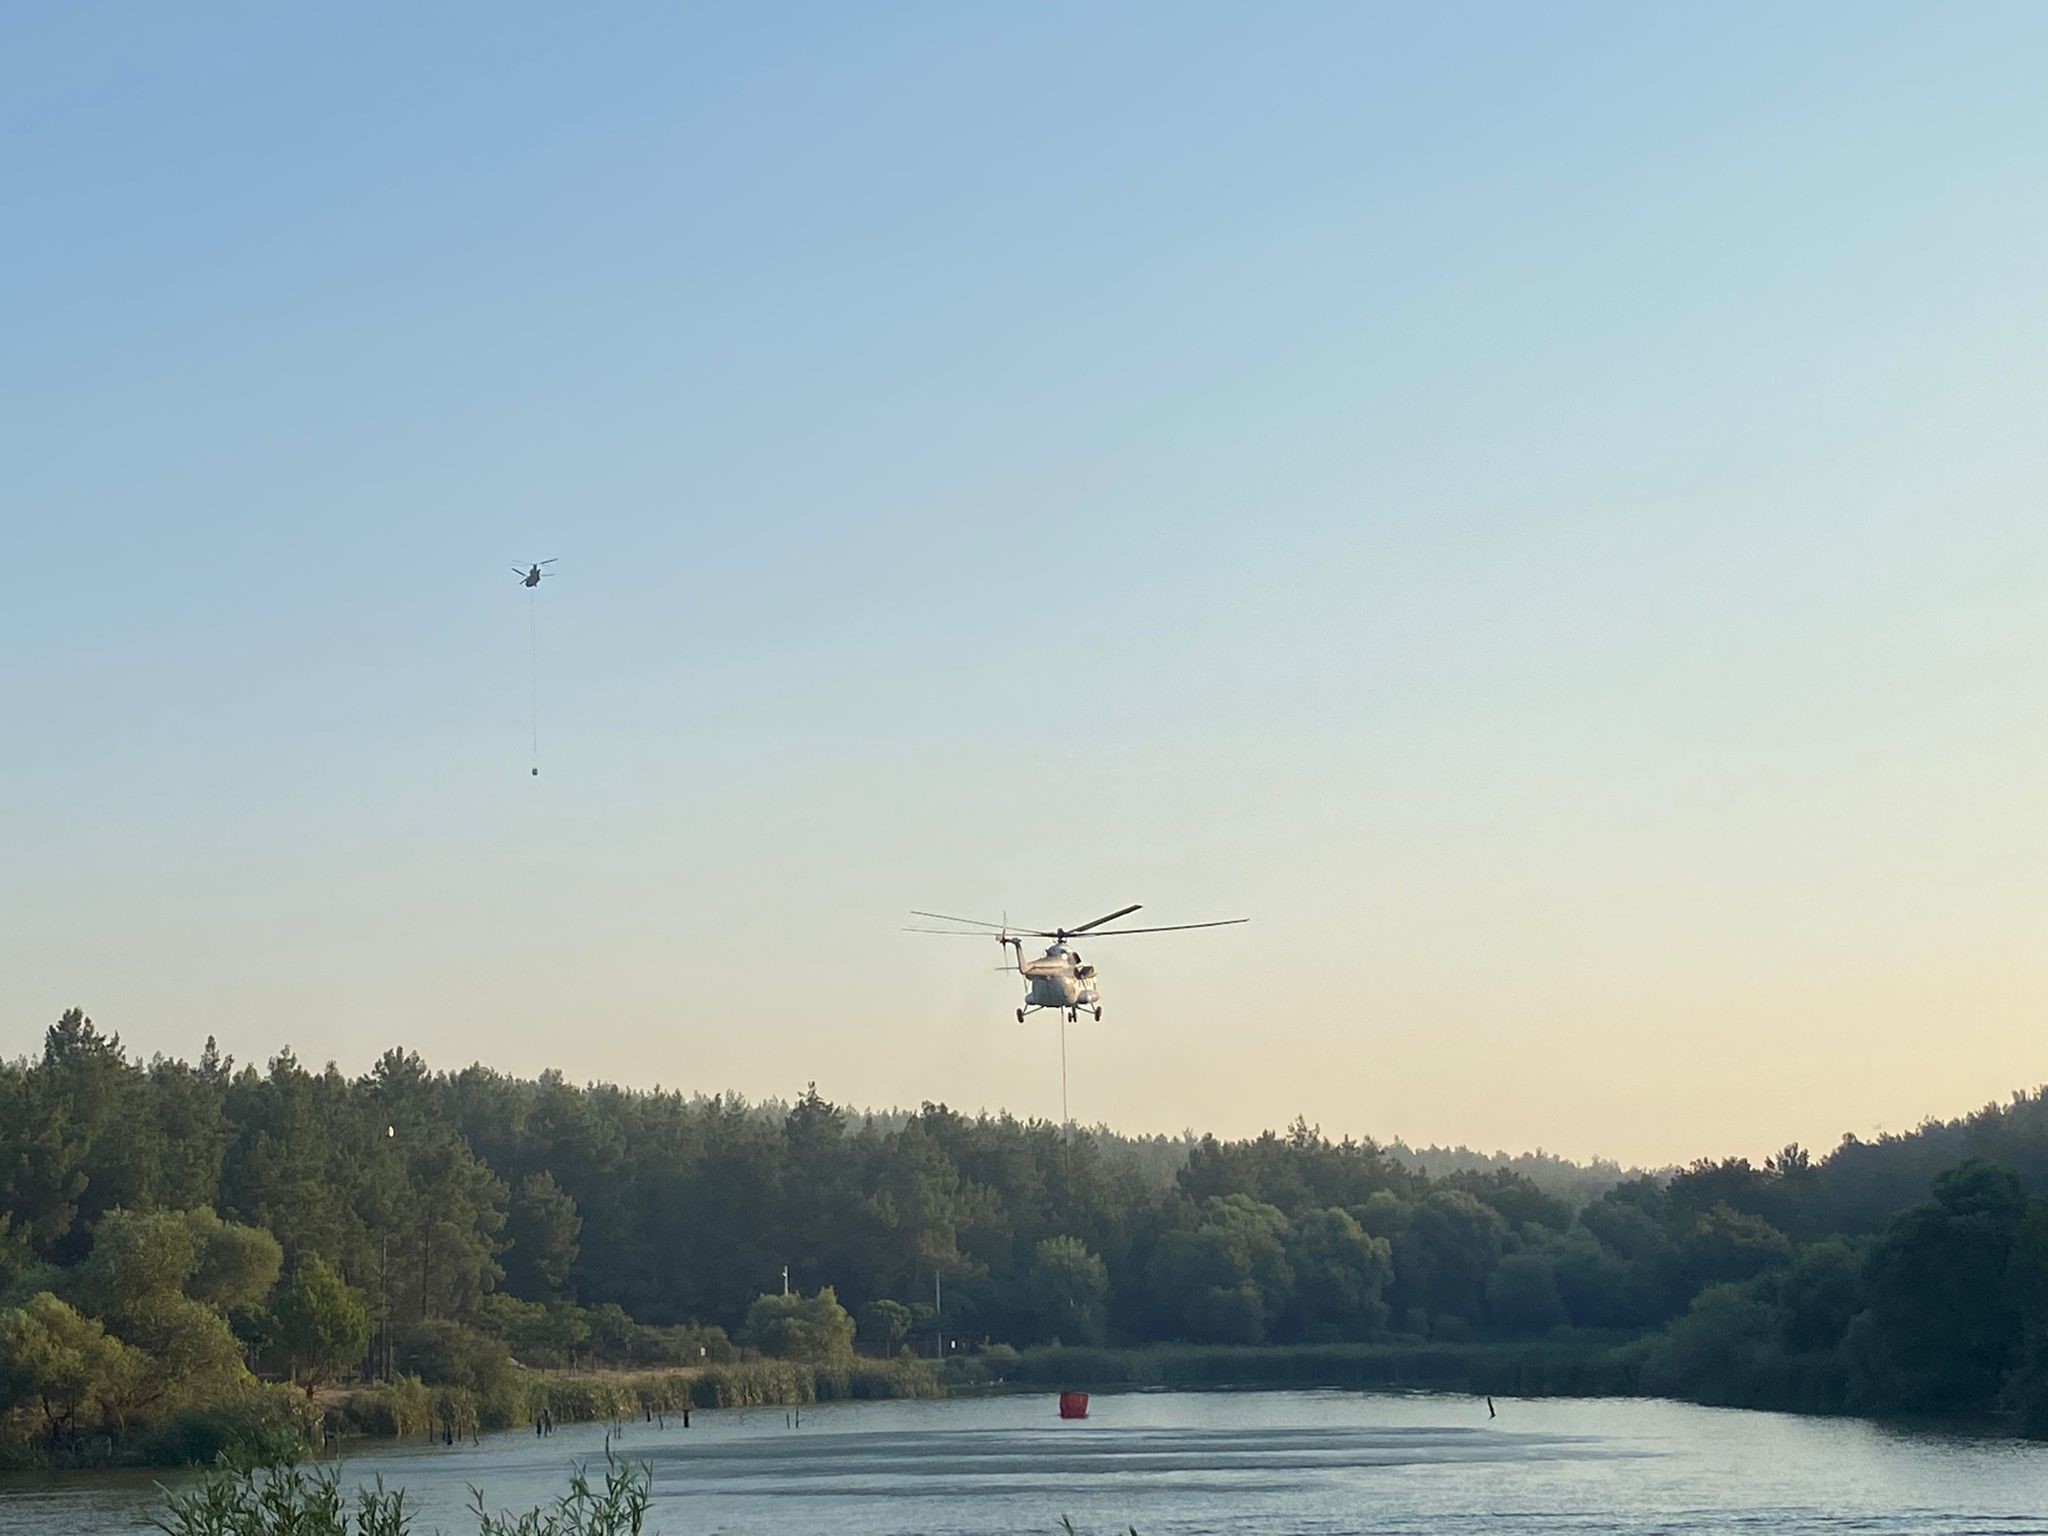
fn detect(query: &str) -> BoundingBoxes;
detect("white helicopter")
[908,904,1248,1023]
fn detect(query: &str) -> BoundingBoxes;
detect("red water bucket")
[1058,1391,1089,1419]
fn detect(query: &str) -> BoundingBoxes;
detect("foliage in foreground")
[152,1452,652,1536]
[153,1463,412,1536]
[468,1451,651,1536]
[148,1456,1137,1536]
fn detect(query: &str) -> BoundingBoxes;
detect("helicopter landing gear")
[1016,1008,1026,1024]
[1067,1008,1079,1023]
[1093,1007,1102,1021]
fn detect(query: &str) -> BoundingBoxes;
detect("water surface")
[4,1389,2044,1535]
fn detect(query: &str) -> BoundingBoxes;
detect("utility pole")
[382,1124,396,1379]
[782,1264,790,1296]
[933,1270,943,1361]
[381,1231,391,1379]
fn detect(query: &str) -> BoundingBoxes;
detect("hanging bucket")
[1058,1391,1089,1419]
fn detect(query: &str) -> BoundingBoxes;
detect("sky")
[3,2,2044,1169]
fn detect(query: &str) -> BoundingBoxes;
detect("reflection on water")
[4,1390,2046,1536]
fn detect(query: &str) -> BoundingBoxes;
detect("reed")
[327,1352,941,1448]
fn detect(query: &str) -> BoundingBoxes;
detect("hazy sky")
[4,3,2044,1168]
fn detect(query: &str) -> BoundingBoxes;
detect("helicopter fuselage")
[1012,942,1099,1016]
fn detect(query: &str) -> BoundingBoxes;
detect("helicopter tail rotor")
[995,912,1023,972]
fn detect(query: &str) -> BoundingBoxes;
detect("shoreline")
[6,1334,2032,1472]
[988,1341,2032,1442]
[3,1373,2028,1485]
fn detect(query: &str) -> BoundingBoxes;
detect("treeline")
[4,1009,2048,1457]
[1382,1141,1644,1210]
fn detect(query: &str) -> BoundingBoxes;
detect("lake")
[3,1389,2045,1536]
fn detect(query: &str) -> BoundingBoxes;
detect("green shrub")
[337,1375,436,1438]
[622,1323,733,1367]
[477,1296,592,1370]
[980,1343,1021,1375]
[396,1321,515,1394]
[481,1371,541,1430]
[740,1287,855,1362]
[131,1383,317,1467]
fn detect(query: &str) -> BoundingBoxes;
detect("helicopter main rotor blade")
[908,908,1003,929]
[539,558,557,566]
[1065,904,1143,935]
[908,909,1052,933]
[1067,918,1250,937]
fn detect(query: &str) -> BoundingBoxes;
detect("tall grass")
[330,1353,941,1445]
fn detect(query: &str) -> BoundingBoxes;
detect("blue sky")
[4,3,2044,1164]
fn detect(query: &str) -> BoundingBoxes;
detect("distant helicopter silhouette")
[514,560,557,778]
[907,904,1248,1023]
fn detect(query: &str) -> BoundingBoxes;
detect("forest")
[3,1008,2046,1462]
